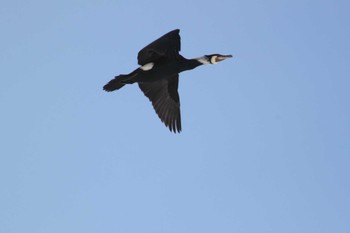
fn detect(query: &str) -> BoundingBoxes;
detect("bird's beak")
[216,54,233,62]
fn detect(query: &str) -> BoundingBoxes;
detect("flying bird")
[103,29,232,133]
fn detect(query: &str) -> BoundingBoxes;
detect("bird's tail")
[103,74,134,92]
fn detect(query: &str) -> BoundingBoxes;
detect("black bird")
[103,29,232,133]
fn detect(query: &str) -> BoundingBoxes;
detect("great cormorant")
[103,29,232,133]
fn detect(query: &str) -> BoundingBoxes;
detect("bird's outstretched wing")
[138,75,181,133]
[137,29,181,66]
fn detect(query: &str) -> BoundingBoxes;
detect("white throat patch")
[210,56,218,64]
[140,62,154,71]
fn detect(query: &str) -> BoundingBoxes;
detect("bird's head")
[196,54,233,65]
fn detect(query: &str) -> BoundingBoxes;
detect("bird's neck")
[179,57,205,72]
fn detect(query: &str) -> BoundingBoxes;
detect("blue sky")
[1,0,349,232]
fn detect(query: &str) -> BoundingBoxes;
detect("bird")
[103,29,232,133]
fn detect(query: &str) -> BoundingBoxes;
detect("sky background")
[1,0,350,232]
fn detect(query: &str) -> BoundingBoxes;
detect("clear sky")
[1,0,349,232]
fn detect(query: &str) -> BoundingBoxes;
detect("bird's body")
[103,29,232,133]
[122,56,200,83]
